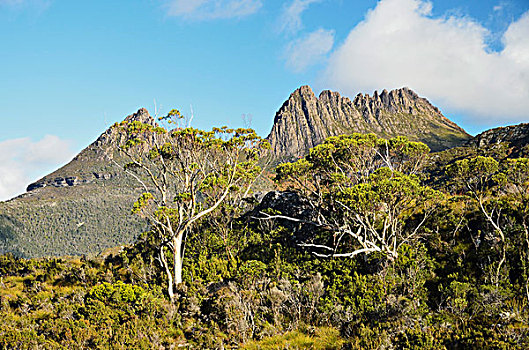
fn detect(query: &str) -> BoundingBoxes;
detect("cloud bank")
[322,0,529,124]
[0,135,74,201]
[165,0,262,20]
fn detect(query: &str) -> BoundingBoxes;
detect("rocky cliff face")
[267,86,471,159]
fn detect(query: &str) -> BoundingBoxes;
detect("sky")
[1,0,528,201]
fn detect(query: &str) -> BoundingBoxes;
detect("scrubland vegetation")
[1,115,529,348]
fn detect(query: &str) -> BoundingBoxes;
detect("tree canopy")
[273,133,439,260]
[116,110,269,300]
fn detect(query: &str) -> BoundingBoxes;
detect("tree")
[499,158,529,300]
[447,156,505,284]
[500,158,529,233]
[271,133,439,260]
[116,109,269,300]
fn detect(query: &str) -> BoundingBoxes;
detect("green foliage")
[276,133,430,190]
[447,156,500,194]
[275,133,439,260]
[3,132,529,348]
[132,192,154,214]
[85,281,147,305]
[0,255,182,349]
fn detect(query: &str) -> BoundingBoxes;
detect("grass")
[242,327,344,350]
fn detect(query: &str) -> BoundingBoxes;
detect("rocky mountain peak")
[26,108,156,193]
[267,85,471,160]
[293,85,315,97]
[123,107,157,126]
[351,87,441,116]
[93,108,158,150]
[276,86,318,115]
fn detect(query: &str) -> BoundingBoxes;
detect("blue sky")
[1,0,528,200]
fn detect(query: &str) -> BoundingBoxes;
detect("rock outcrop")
[267,86,471,160]
[245,191,320,243]
[465,123,529,149]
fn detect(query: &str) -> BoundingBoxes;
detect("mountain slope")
[424,122,529,189]
[0,109,154,258]
[26,108,156,192]
[267,86,471,159]
[465,123,529,154]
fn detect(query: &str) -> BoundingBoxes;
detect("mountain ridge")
[466,123,529,150]
[0,109,153,258]
[267,85,471,159]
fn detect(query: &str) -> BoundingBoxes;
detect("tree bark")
[174,233,184,285]
[160,246,174,302]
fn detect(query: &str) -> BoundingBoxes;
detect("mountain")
[424,122,529,189]
[1,88,516,259]
[267,86,471,160]
[26,108,156,192]
[0,109,155,258]
[465,123,529,155]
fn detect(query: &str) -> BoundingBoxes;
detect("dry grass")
[242,327,344,350]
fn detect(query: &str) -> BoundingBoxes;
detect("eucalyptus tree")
[272,133,439,261]
[117,109,269,300]
[501,158,529,234]
[447,156,506,284]
[502,158,529,299]
[447,155,529,290]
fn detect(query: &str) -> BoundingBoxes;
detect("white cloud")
[0,135,74,201]
[286,28,335,72]
[322,0,529,124]
[278,0,321,35]
[165,0,262,20]
[279,0,331,72]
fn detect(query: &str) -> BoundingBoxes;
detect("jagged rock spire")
[267,86,471,159]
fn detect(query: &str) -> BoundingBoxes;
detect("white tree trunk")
[160,246,175,302]
[174,233,184,285]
